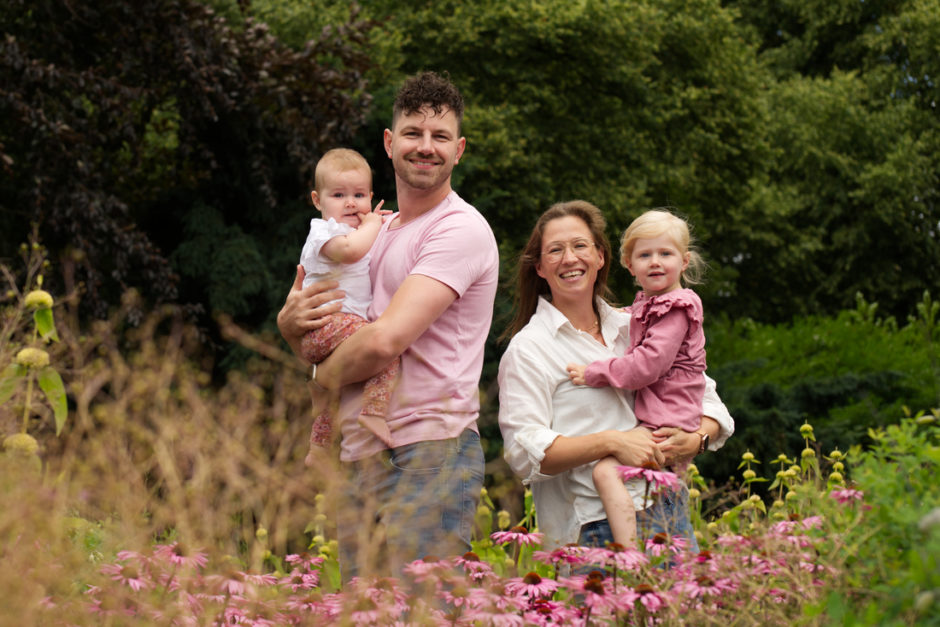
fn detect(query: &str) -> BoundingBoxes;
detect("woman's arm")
[541,428,664,475]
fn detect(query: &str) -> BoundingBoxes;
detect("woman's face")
[535,215,605,305]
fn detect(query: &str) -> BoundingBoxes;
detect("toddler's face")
[312,168,373,228]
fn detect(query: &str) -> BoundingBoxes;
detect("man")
[277,72,499,577]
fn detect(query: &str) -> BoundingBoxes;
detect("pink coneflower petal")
[490,526,545,547]
[616,465,681,491]
[100,563,151,592]
[279,568,320,591]
[645,532,688,556]
[830,488,864,504]
[402,555,452,581]
[633,583,668,613]
[680,574,736,599]
[617,466,649,482]
[285,552,326,572]
[453,552,495,582]
[524,599,574,626]
[504,572,561,598]
[600,544,649,570]
[154,542,209,569]
[532,543,592,567]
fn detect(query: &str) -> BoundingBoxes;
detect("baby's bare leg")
[594,456,638,547]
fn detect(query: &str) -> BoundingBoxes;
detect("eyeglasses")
[540,239,597,262]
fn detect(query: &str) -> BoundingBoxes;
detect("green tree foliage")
[700,292,940,487]
[0,0,373,324]
[361,0,771,311]
[726,0,940,319]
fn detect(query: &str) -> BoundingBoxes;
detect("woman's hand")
[277,265,344,360]
[651,427,699,467]
[609,428,665,468]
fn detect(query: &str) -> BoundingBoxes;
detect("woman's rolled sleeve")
[702,374,734,450]
[497,342,562,484]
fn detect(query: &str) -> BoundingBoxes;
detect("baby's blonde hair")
[620,209,706,286]
[314,148,372,193]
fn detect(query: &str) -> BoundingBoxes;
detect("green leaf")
[37,367,68,435]
[34,308,59,342]
[0,363,26,404]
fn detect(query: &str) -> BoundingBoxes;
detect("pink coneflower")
[681,574,735,599]
[100,562,151,592]
[154,542,209,570]
[453,551,495,581]
[461,607,527,626]
[205,570,246,596]
[830,488,864,504]
[740,553,778,577]
[439,580,474,608]
[490,526,545,548]
[714,533,750,550]
[504,571,561,598]
[633,582,668,613]
[645,532,688,557]
[524,598,579,626]
[532,544,592,568]
[617,465,681,491]
[769,519,798,535]
[753,587,790,604]
[279,568,319,591]
[468,582,529,612]
[87,594,138,618]
[403,555,452,581]
[601,543,649,571]
[348,597,383,624]
[560,572,618,613]
[285,552,325,572]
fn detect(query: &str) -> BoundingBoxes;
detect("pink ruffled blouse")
[583,288,706,432]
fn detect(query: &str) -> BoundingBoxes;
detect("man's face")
[384,105,466,193]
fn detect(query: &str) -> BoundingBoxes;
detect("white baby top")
[298,217,372,319]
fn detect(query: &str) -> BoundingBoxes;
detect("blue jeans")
[578,485,699,554]
[337,430,484,580]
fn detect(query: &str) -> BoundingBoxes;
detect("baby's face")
[313,168,373,228]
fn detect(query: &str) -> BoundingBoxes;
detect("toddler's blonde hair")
[620,209,706,286]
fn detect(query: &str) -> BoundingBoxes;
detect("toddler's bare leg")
[594,456,638,547]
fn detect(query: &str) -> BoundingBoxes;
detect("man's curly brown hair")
[392,71,464,132]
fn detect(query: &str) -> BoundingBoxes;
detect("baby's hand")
[359,210,384,228]
[373,199,393,221]
[566,363,587,386]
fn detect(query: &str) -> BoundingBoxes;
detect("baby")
[297,148,396,456]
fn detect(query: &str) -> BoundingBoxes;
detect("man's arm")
[277,266,344,360]
[314,273,458,389]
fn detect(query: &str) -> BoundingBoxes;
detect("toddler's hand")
[566,363,587,386]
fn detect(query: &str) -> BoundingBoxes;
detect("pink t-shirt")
[337,191,499,462]
[583,288,706,432]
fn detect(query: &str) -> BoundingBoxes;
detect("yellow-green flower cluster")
[15,347,50,369]
[24,290,53,310]
[3,433,39,456]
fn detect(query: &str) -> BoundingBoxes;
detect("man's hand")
[276,265,344,360]
[566,363,588,386]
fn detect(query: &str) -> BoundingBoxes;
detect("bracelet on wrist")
[308,363,328,393]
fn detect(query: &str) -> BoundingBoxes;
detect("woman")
[497,200,734,550]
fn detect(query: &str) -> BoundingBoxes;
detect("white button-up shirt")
[497,296,734,548]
